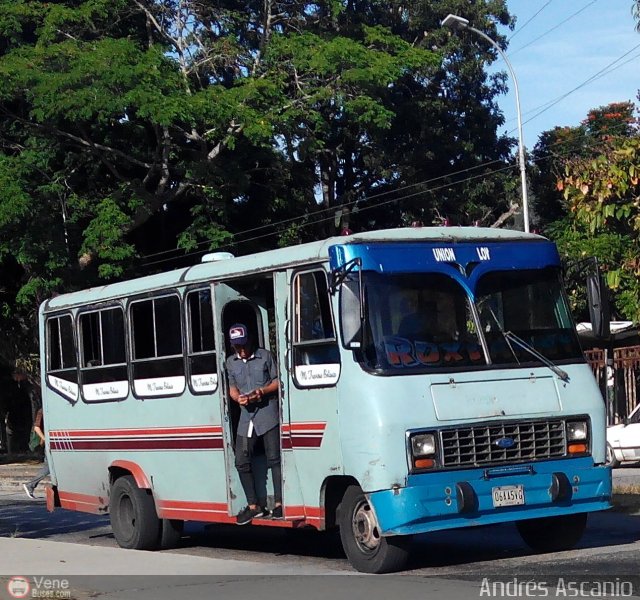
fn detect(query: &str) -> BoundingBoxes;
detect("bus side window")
[130,294,185,398]
[79,307,128,402]
[186,288,218,394]
[46,314,79,402]
[292,270,340,386]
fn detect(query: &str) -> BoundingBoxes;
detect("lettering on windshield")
[432,248,456,262]
[432,247,491,262]
[477,247,491,261]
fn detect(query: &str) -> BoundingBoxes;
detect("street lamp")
[441,14,530,233]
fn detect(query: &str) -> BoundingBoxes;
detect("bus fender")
[109,460,152,489]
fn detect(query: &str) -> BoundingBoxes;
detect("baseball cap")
[229,323,249,346]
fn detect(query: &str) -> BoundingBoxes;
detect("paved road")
[1,487,639,576]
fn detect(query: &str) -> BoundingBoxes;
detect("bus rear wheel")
[110,475,161,550]
[338,485,410,574]
[516,512,588,553]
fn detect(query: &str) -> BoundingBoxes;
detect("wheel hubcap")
[352,500,380,552]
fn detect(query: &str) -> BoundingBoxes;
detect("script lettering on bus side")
[48,375,79,401]
[295,364,340,387]
[134,376,187,397]
[83,381,129,401]
[191,374,218,392]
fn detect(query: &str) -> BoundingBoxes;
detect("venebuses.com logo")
[6,576,30,599]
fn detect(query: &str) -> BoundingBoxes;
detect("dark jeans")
[235,426,282,506]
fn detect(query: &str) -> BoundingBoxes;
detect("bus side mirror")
[586,273,610,340]
[339,279,363,350]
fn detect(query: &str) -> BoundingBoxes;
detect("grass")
[613,483,640,495]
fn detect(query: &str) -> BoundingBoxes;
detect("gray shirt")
[225,348,278,437]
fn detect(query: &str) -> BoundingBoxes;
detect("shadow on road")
[0,500,110,539]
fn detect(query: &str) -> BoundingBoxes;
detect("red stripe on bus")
[58,491,107,515]
[50,438,224,451]
[290,436,323,448]
[157,499,313,528]
[281,422,326,432]
[50,426,223,437]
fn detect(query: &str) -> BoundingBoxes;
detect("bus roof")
[43,227,545,312]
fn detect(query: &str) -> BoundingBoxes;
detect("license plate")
[492,484,525,507]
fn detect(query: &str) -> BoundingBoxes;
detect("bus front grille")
[440,419,566,468]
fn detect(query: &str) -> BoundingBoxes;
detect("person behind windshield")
[397,299,439,341]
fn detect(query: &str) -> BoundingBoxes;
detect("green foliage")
[543,102,640,322]
[0,0,516,372]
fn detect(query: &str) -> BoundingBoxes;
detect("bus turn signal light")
[414,458,435,469]
[567,443,588,455]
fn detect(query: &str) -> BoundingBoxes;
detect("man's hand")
[238,394,250,406]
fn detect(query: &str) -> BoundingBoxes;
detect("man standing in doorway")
[225,323,282,524]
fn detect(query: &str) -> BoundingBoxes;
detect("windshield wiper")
[483,306,570,383]
[502,331,570,383]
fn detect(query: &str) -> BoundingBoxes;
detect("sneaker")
[236,505,266,525]
[270,505,283,519]
[23,484,36,500]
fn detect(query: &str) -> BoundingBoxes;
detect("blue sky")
[488,0,640,147]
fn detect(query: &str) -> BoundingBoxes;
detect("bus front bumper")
[367,458,611,536]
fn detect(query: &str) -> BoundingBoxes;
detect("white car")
[606,404,640,467]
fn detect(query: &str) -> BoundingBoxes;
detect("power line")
[516,41,640,132]
[507,0,598,58]
[508,0,554,43]
[139,122,631,269]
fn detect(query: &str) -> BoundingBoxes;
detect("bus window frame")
[184,285,218,396]
[128,291,186,400]
[77,303,129,404]
[290,267,341,390]
[45,311,79,404]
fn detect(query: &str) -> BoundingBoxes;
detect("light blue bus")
[41,227,611,573]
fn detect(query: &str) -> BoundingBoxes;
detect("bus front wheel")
[110,475,161,550]
[338,485,410,574]
[516,512,588,553]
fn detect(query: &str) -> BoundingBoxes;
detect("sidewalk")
[0,537,347,575]
[0,456,46,492]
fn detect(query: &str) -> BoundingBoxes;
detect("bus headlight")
[566,420,589,455]
[411,433,436,457]
[410,433,437,469]
[566,421,588,441]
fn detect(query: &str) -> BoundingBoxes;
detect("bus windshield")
[359,268,582,373]
[361,272,484,372]
[475,268,583,366]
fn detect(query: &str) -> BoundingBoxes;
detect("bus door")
[280,268,342,525]
[211,281,271,516]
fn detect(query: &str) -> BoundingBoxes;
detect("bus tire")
[110,475,161,550]
[516,512,588,553]
[606,443,620,468]
[159,519,184,550]
[338,485,410,574]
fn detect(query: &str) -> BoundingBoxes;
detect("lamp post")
[441,14,530,233]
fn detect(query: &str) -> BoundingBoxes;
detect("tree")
[545,102,640,321]
[0,0,517,374]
